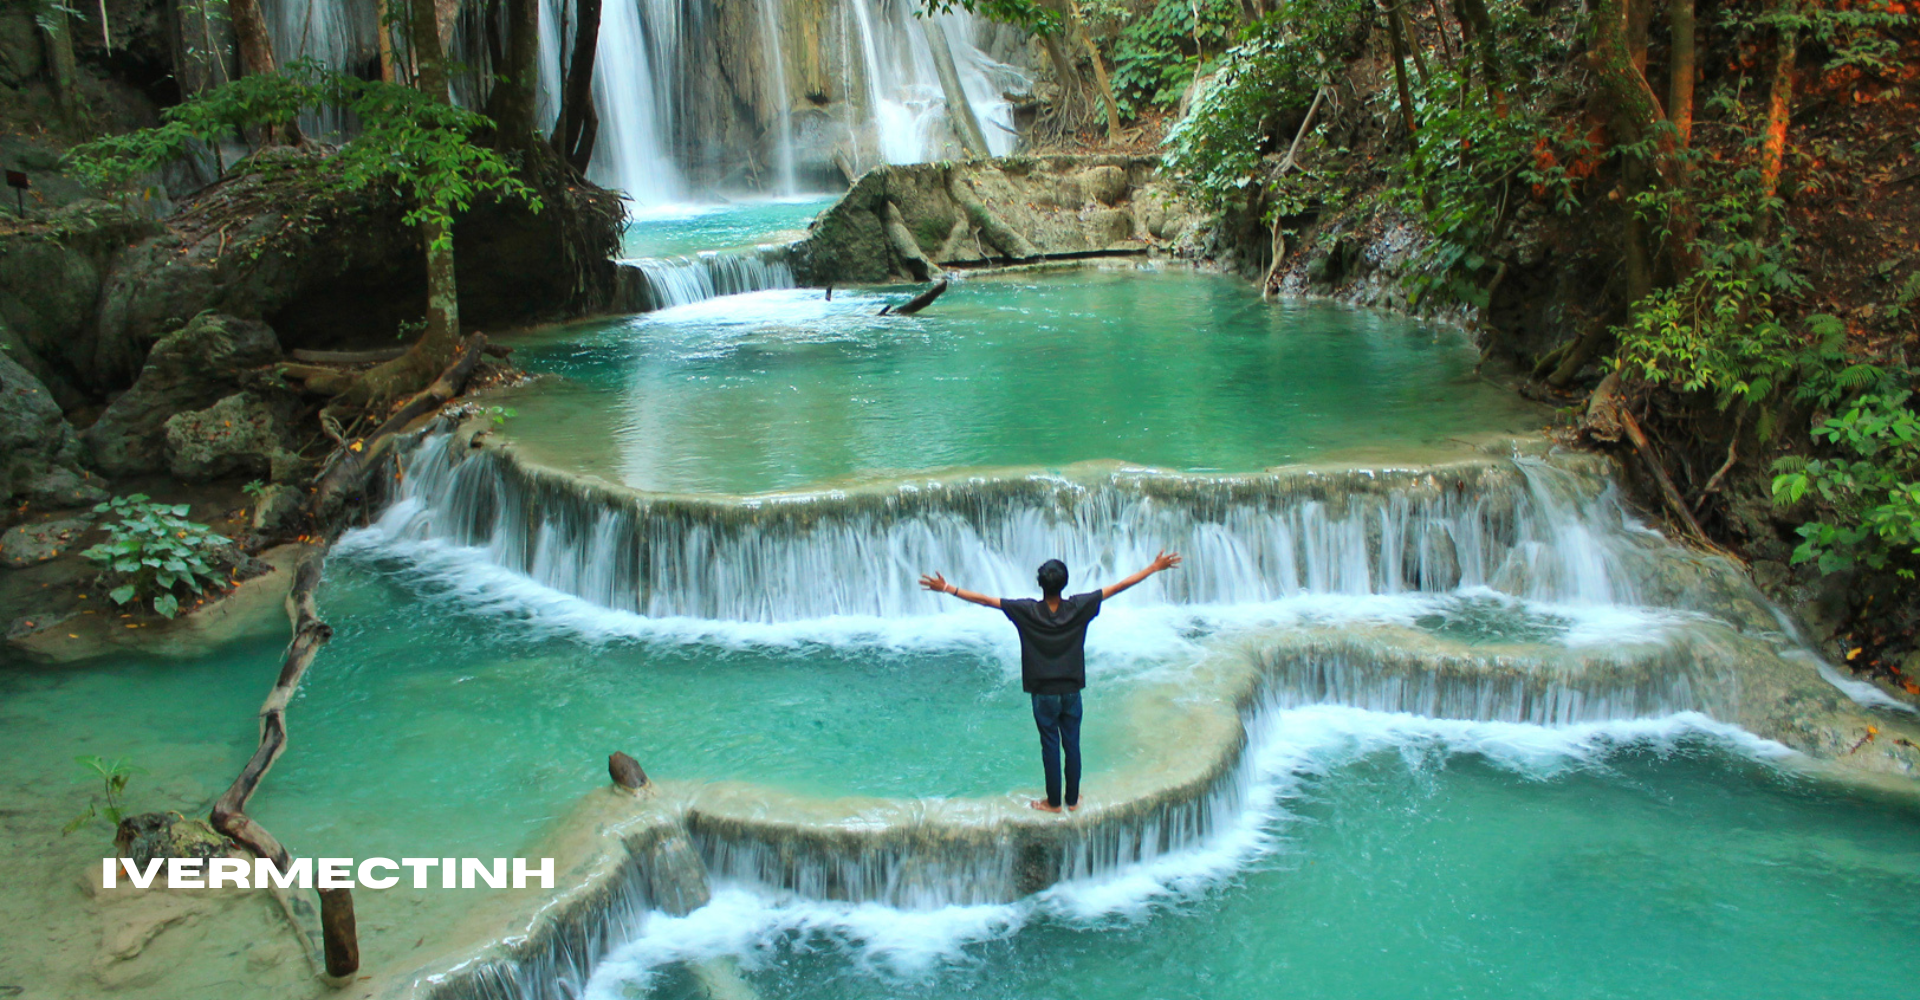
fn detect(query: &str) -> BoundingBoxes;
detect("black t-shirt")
[1001,591,1103,694]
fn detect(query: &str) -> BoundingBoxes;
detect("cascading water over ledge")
[368,427,1784,632]
[627,250,798,310]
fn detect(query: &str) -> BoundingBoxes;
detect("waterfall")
[365,436,1775,627]
[628,252,797,309]
[586,0,686,205]
[263,0,379,138]
[759,0,799,195]
[844,0,1020,168]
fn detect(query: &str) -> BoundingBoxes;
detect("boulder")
[164,392,294,481]
[793,156,1204,285]
[0,515,95,569]
[0,348,83,502]
[83,313,281,477]
[0,200,161,400]
[22,465,110,508]
[249,484,306,536]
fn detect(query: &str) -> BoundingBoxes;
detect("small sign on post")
[5,170,27,215]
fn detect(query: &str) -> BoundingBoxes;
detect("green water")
[493,268,1545,494]
[0,556,1139,868]
[633,727,1920,999]
[621,198,836,258]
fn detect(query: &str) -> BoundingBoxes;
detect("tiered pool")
[6,201,1917,1000]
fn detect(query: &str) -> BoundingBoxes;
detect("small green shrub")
[62,755,145,836]
[1109,0,1241,118]
[81,494,230,619]
[1772,390,1920,577]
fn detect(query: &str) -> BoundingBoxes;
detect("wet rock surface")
[0,515,96,568]
[164,392,297,481]
[83,313,282,478]
[793,156,1205,284]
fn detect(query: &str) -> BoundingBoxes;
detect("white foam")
[580,707,1794,995]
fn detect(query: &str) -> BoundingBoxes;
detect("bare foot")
[1029,799,1064,813]
[1067,801,1080,812]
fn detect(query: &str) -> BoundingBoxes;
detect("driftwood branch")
[313,333,489,528]
[1587,373,1711,546]
[882,279,949,317]
[211,334,492,981]
[209,550,350,979]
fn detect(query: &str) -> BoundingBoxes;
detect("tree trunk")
[1454,0,1505,114]
[1757,0,1797,203]
[488,0,541,148]
[229,0,276,76]
[409,0,450,102]
[554,0,604,172]
[1393,2,1431,85]
[922,17,992,159]
[39,4,79,123]
[1065,1,1121,139]
[1382,0,1419,135]
[1627,0,1653,74]
[1667,0,1695,148]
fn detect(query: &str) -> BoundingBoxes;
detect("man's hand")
[921,572,1001,608]
[1102,550,1183,599]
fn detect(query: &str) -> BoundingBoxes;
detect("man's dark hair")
[1037,559,1069,595]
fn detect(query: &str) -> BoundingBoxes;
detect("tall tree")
[229,0,277,76]
[486,0,542,148]
[1757,0,1797,202]
[553,0,603,173]
[1667,0,1695,149]
[1381,0,1418,135]
[1453,0,1506,115]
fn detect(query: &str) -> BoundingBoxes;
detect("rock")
[249,484,307,536]
[23,465,110,508]
[0,200,159,399]
[0,346,82,501]
[164,392,294,481]
[0,8,42,86]
[794,156,1201,284]
[84,313,282,477]
[609,751,649,791]
[0,515,95,568]
[1080,165,1129,206]
[113,812,228,868]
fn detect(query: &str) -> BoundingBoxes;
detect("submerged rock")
[0,515,95,568]
[83,313,282,477]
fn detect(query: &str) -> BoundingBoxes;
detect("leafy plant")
[1772,390,1920,576]
[80,494,229,619]
[62,755,145,835]
[241,479,267,499]
[1165,0,1370,211]
[1109,0,1241,118]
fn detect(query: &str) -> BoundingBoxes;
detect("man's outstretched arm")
[1102,550,1182,599]
[920,571,1002,609]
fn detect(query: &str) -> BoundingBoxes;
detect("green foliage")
[1772,390,1920,576]
[62,755,144,836]
[1720,1,1915,77]
[63,64,538,244]
[80,494,229,620]
[916,0,1060,32]
[1164,0,1370,211]
[1109,0,1241,118]
[1391,71,1555,308]
[241,479,267,499]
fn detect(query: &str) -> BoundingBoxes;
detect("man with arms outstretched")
[920,552,1182,813]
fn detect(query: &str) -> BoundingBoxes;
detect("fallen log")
[209,551,344,978]
[945,168,1037,261]
[212,335,493,982]
[881,279,949,317]
[293,343,511,365]
[313,333,489,529]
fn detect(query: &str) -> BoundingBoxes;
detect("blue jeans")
[1031,692,1083,808]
